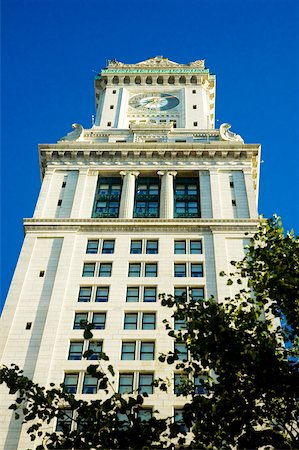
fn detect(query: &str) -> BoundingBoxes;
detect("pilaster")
[209,168,221,219]
[243,169,258,219]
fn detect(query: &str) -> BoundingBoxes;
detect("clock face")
[129,93,180,111]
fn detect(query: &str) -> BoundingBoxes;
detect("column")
[157,171,177,218]
[198,170,212,218]
[243,169,258,219]
[119,171,139,218]
[209,168,221,219]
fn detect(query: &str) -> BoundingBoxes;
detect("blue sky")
[1,0,298,313]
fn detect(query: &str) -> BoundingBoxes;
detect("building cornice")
[24,218,259,234]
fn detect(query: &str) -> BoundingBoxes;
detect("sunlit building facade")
[0,56,260,449]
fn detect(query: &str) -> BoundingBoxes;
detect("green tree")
[159,215,299,449]
[1,216,298,449]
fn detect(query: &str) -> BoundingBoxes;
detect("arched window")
[146,76,152,84]
[168,76,175,84]
[179,76,186,84]
[157,76,163,85]
[124,76,130,84]
[112,76,119,84]
[191,76,197,84]
[135,76,141,84]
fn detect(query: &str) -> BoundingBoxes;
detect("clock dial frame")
[129,93,180,111]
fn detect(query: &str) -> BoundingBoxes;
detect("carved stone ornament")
[189,60,205,68]
[58,123,84,142]
[219,123,244,143]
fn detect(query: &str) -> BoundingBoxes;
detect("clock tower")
[0,56,260,449]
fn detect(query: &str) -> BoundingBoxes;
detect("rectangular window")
[130,240,142,254]
[191,287,204,301]
[174,264,186,277]
[86,239,99,254]
[99,263,112,277]
[174,373,188,395]
[175,342,188,360]
[82,374,98,394]
[121,342,136,360]
[194,375,206,394]
[118,373,133,394]
[138,409,152,422]
[102,240,115,254]
[87,341,103,360]
[140,342,155,360]
[63,373,79,394]
[92,313,106,329]
[193,121,198,126]
[193,105,197,109]
[73,313,88,329]
[191,263,203,277]
[146,240,158,254]
[145,263,157,277]
[110,105,114,109]
[82,263,95,277]
[174,287,187,302]
[126,286,139,302]
[95,286,109,302]
[134,177,160,218]
[190,240,202,254]
[144,287,156,302]
[78,287,92,302]
[128,263,141,277]
[107,122,111,126]
[68,341,84,360]
[174,178,200,218]
[124,313,138,330]
[92,177,122,218]
[139,373,154,395]
[174,318,187,330]
[174,409,187,432]
[142,313,156,330]
[174,240,186,254]
[56,410,72,432]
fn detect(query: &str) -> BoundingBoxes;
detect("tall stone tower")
[0,56,260,449]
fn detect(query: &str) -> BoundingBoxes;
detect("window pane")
[174,373,188,394]
[124,313,138,330]
[86,240,99,254]
[138,409,152,422]
[174,287,187,302]
[87,341,103,360]
[95,286,109,302]
[143,287,156,302]
[82,374,98,394]
[140,342,155,360]
[130,240,142,254]
[142,313,156,330]
[145,263,157,277]
[102,240,115,254]
[68,342,83,360]
[190,240,202,254]
[194,375,206,394]
[146,240,158,254]
[174,409,187,432]
[82,263,95,277]
[191,264,203,277]
[174,264,186,277]
[56,410,72,432]
[63,374,78,394]
[73,313,88,329]
[191,288,204,301]
[92,313,106,329]
[174,240,186,254]
[175,343,188,360]
[78,287,92,302]
[99,263,112,277]
[126,287,139,302]
[174,318,187,330]
[118,374,134,394]
[128,263,141,277]
[121,342,136,360]
[139,374,154,394]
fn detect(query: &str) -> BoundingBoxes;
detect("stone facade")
[0,57,260,449]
